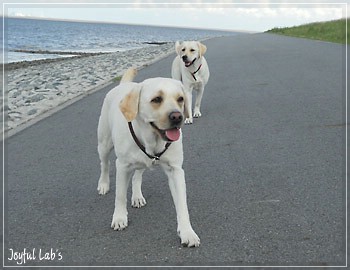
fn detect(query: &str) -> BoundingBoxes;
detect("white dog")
[172,41,210,124]
[97,68,200,247]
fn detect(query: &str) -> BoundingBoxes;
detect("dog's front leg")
[184,88,193,124]
[163,165,200,247]
[193,85,204,118]
[111,159,133,230]
[131,169,146,208]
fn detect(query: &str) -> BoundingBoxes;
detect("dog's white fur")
[97,68,200,247]
[172,41,210,124]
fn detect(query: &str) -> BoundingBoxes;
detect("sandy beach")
[3,43,174,135]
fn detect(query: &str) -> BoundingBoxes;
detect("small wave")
[5,49,109,64]
[11,49,106,56]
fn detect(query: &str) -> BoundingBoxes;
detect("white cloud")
[203,7,227,15]
[234,7,342,20]
[3,2,346,32]
[13,12,27,17]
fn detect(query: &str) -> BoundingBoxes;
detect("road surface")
[4,34,346,267]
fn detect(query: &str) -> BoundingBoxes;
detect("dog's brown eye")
[177,96,184,103]
[181,48,185,52]
[190,49,195,52]
[151,96,163,104]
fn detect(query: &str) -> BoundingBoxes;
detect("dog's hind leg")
[131,169,147,208]
[97,138,113,195]
[97,111,113,195]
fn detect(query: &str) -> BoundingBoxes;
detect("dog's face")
[119,78,189,142]
[175,41,207,67]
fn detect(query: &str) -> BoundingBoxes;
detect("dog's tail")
[120,68,137,83]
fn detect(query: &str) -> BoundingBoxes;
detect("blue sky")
[2,1,347,32]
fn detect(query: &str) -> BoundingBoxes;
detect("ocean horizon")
[3,17,239,63]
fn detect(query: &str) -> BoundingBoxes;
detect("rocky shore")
[3,43,174,134]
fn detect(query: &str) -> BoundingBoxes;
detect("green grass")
[112,75,122,82]
[266,18,349,44]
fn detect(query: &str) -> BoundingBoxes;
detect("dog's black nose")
[169,111,183,125]
[182,55,188,61]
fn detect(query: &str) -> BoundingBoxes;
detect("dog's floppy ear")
[198,42,207,57]
[175,41,182,55]
[119,84,142,122]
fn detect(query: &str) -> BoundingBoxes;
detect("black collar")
[128,122,171,162]
[191,64,202,81]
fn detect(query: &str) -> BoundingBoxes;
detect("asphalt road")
[4,34,346,267]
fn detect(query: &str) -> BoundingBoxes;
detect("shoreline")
[4,51,108,71]
[2,42,175,138]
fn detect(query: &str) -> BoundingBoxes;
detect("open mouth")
[183,58,196,67]
[150,122,181,142]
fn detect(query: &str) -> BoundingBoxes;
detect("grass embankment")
[266,18,349,44]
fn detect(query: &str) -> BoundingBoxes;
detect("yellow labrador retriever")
[97,68,200,247]
[172,41,210,124]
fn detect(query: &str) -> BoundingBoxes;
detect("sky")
[2,1,348,32]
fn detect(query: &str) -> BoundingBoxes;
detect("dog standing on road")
[172,41,210,124]
[97,68,200,247]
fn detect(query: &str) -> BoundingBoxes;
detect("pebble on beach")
[4,43,174,133]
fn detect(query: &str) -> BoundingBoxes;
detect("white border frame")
[1,2,348,268]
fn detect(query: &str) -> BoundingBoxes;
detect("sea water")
[3,17,237,63]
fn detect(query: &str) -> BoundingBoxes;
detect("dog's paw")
[131,195,147,208]
[111,214,128,231]
[193,110,201,118]
[178,228,200,247]
[184,118,193,125]
[97,181,110,195]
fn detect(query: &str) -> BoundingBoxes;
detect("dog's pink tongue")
[166,128,181,141]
